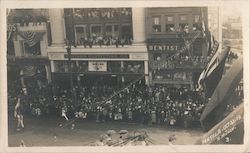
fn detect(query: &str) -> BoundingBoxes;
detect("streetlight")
[66,44,74,105]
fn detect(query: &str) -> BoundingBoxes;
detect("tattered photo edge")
[0,0,249,152]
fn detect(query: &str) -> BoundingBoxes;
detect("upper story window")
[179,15,189,32]
[193,15,201,31]
[166,15,175,32]
[23,41,41,56]
[74,25,87,45]
[105,24,119,37]
[74,8,85,19]
[90,25,102,37]
[152,16,161,32]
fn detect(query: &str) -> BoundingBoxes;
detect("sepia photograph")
[1,0,249,152]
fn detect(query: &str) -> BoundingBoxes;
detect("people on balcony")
[73,36,132,48]
[11,14,47,26]
[73,8,132,19]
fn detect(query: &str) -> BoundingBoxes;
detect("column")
[40,36,47,56]
[121,61,124,72]
[144,60,149,85]
[14,36,23,56]
[49,9,66,46]
[45,65,52,83]
[50,61,55,72]
[132,8,146,44]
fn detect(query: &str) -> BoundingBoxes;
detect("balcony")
[16,22,47,32]
[72,8,132,22]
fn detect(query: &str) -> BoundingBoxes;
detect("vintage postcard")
[0,0,249,152]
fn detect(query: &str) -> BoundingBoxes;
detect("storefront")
[48,50,148,88]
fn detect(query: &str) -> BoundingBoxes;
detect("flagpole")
[218,7,222,53]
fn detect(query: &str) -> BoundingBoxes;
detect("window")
[153,53,162,61]
[166,15,175,32]
[152,16,161,32]
[193,15,200,23]
[121,24,132,39]
[179,15,188,32]
[180,15,187,21]
[91,25,102,37]
[105,25,113,36]
[105,24,119,37]
[74,9,85,19]
[193,15,201,31]
[74,25,87,45]
[23,41,41,56]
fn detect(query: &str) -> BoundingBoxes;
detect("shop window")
[74,25,87,45]
[78,61,88,72]
[124,61,144,73]
[152,17,161,32]
[54,61,65,72]
[107,61,121,72]
[153,53,162,61]
[166,16,175,32]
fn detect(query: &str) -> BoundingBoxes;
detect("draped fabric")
[18,31,45,47]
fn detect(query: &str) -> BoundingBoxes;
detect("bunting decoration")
[18,31,45,47]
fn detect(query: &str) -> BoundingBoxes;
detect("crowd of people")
[72,35,132,48]
[73,8,132,19]
[9,75,208,129]
[10,14,48,26]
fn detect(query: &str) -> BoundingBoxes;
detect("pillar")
[132,8,146,43]
[45,65,52,83]
[121,61,124,72]
[144,60,149,85]
[50,60,55,72]
[49,9,66,46]
[13,38,23,56]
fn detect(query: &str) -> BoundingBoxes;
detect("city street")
[8,117,203,147]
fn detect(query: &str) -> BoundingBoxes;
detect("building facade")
[145,7,209,89]
[7,7,210,90]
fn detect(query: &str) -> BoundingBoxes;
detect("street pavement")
[8,116,203,147]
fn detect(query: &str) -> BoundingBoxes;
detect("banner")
[88,61,107,72]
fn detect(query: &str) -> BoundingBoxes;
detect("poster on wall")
[88,61,107,72]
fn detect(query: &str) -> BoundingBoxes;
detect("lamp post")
[66,45,74,105]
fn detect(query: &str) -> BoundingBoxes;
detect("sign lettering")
[65,54,129,59]
[7,24,17,32]
[147,44,179,52]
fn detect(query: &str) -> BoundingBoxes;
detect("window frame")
[74,25,87,43]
